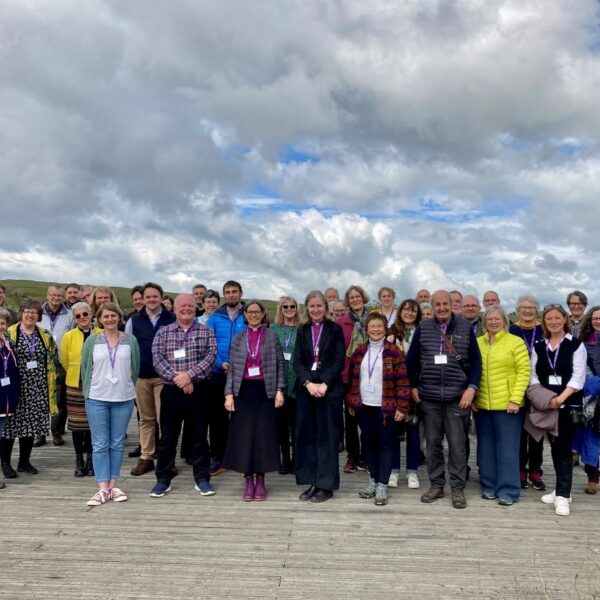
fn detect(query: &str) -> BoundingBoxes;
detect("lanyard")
[246,328,264,362]
[311,322,323,359]
[520,327,538,356]
[283,326,295,351]
[367,342,383,382]
[20,327,38,358]
[104,334,121,371]
[545,336,564,373]
[1,340,14,374]
[382,308,395,328]
[438,322,448,353]
[182,321,197,344]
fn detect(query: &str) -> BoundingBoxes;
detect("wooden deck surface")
[1,421,599,600]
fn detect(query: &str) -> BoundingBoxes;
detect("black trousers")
[548,408,575,497]
[155,383,210,484]
[295,387,342,491]
[51,371,67,436]
[206,373,229,461]
[0,437,34,466]
[421,399,470,491]
[519,429,544,474]
[358,406,395,484]
[276,395,297,467]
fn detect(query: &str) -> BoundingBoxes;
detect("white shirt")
[530,333,587,390]
[360,339,384,407]
[88,339,136,402]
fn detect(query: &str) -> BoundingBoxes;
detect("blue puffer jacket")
[206,304,247,374]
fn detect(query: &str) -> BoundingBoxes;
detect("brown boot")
[420,486,444,503]
[585,481,598,495]
[130,459,155,476]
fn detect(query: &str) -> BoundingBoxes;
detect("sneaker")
[529,472,546,491]
[356,459,369,472]
[497,498,514,506]
[481,492,497,500]
[374,483,388,506]
[541,490,572,504]
[87,490,110,506]
[451,490,467,509]
[520,470,528,489]
[110,487,128,502]
[343,457,357,474]
[407,472,420,489]
[209,460,226,476]
[149,482,172,498]
[388,472,399,488]
[195,480,216,496]
[358,478,377,499]
[555,496,570,516]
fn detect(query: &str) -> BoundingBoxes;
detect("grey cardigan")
[523,383,559,441]
[225,327,286,399]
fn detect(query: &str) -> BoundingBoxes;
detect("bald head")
[462,295,481,322]
[431,290,452,323]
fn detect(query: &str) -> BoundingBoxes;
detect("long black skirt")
[222,379,280,474]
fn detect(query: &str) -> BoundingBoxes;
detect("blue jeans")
[86,399,135,483]
[475,409,524,501]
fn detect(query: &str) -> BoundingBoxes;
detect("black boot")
[17,437,38,474]
[0,438,17,478]
[74,453,86,477]
[85,453,94,477]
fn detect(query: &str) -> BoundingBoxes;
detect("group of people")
[0,281,598,517]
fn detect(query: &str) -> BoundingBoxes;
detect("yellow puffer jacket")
[60,326,102,388]
[476,330,531,410]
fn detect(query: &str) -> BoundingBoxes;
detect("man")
[331,300,347,320]
[461,295,484,337]
[126,282,176,475]
[416,289,431,304]
[193,283,207,318]
[566,290,588,338]
[0,284,17,324]
[126,285,145,322]
[325,287,340,310]
[80,286,94,304]
[150,294,217,497]
[406,290,482,509]
[482,290,500,307]
[206,280,247,475]
[38,284,73,447]
[450,290,463,316]
[64,283,81,308]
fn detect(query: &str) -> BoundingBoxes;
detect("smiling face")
[143,287,162,314]
[47,286,64,311]
[347,289,364,313]
[544,309,568,337]
[132,291,144,311]
[280,300,297,321]
[73,308,92,330]
[485,309,505,336]
[224,285,242,307]
[462,295,481,321]
[65,286,80,305]
[307,296,326,323]
[517,301,538,324]
[568,295,586,320]
[99,309,120,332]
[591,309,600,333]
[416,289,430,304]
[0,317,8,338]
[366,318,386,342]
[174,294,196,326]
[432,291,452,323]
[94,290,111,306]
[21,307,39,328]
[245,303,264,328]
[400,302,418,325]
[378,290,395,309]
[203,296,219,314]
[483,291,500,307]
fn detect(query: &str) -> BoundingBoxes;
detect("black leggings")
[72,430,92,454]
[0,437,34,466]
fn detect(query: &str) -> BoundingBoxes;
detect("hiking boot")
[451,489,467,509]
[420,486,444,503]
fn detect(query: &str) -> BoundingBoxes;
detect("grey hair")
[0,308,11,322]
[515,294,539,313]
[71,302,92,314]
[482,305,510,333]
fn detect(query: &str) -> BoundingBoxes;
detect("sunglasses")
[74,312,90,319]
[282,305,296,310]
[543,304,563,310]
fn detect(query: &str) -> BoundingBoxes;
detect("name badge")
[283,352,292,361]
[248,366,261,377]
[549,375,562,386]
[311,361,318,371]
[173,349,186,359]
[26,360,38,370]
[106,375,119,385]
[0,377,10,387]
[434,354,448,365]
[363,383,375,393]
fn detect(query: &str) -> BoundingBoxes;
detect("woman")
[373,287,397,331]
[531,304,586,516]
[475,306,530,506]
[81,302,139,506]
[567,290,588,338]
[90,286,119,318]
[223,301,285,501]
[509,295,546,491]
[388,299,423,489]
[161,295,175,312]
[346,313,410,505]
[271,296,300,474]
[337,285,369,473]
[0,308,19,490]
[420,303,433,320]
[197,290,220,325]
[293,291,346,503]
[573,305,600,493]
[60,302,101,477]
[1,300,59,478]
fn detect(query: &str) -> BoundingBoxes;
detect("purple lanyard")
[545,337,564,373]
[283,327,295,351]
[246,329,264,362]
[183,321,197,344]
[20,327,38,359]
[311,322,323,359]
[104,335,120,371]
[521,327,537,356]
[367,343,383,382]
[438,322,447,353]
[1,340,14,374]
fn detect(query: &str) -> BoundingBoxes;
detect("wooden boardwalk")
[1,421,599,600]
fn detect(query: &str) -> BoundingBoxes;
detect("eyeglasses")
[246,310,263,316]
[282,305,296,310]
[591,317,600,322]
[462,304,479,309]
[568,302,584,307]
[22,310,39,316]
[74,312,89,319]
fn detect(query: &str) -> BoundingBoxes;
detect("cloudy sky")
[2,0,600,307]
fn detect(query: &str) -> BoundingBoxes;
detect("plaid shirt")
[152,321,217,384]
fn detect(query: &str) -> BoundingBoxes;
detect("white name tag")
[434,354,448,365]
[248,366,261,377]
[283,352,292,361]
[26,360,38,370]
[173,349,186,359]
[0,377,10,387]
[363,383,375,393]
[549,375,562,386]
[106,375,119,385]
[311,361,318,371]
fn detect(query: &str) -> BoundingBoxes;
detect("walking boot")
[74,453,86,477]
[254,475,267,501]
[374,482,388,506]
[85,453,94,477]
[242,475,255,501]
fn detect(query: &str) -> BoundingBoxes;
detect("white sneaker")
[388,472,399,488]
[541,490,572,504]
[555,496,571,516]
[407,472,420,489]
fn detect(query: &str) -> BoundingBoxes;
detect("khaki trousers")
[136,377,163,460]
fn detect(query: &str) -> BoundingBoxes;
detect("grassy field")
[1,279,279,315]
